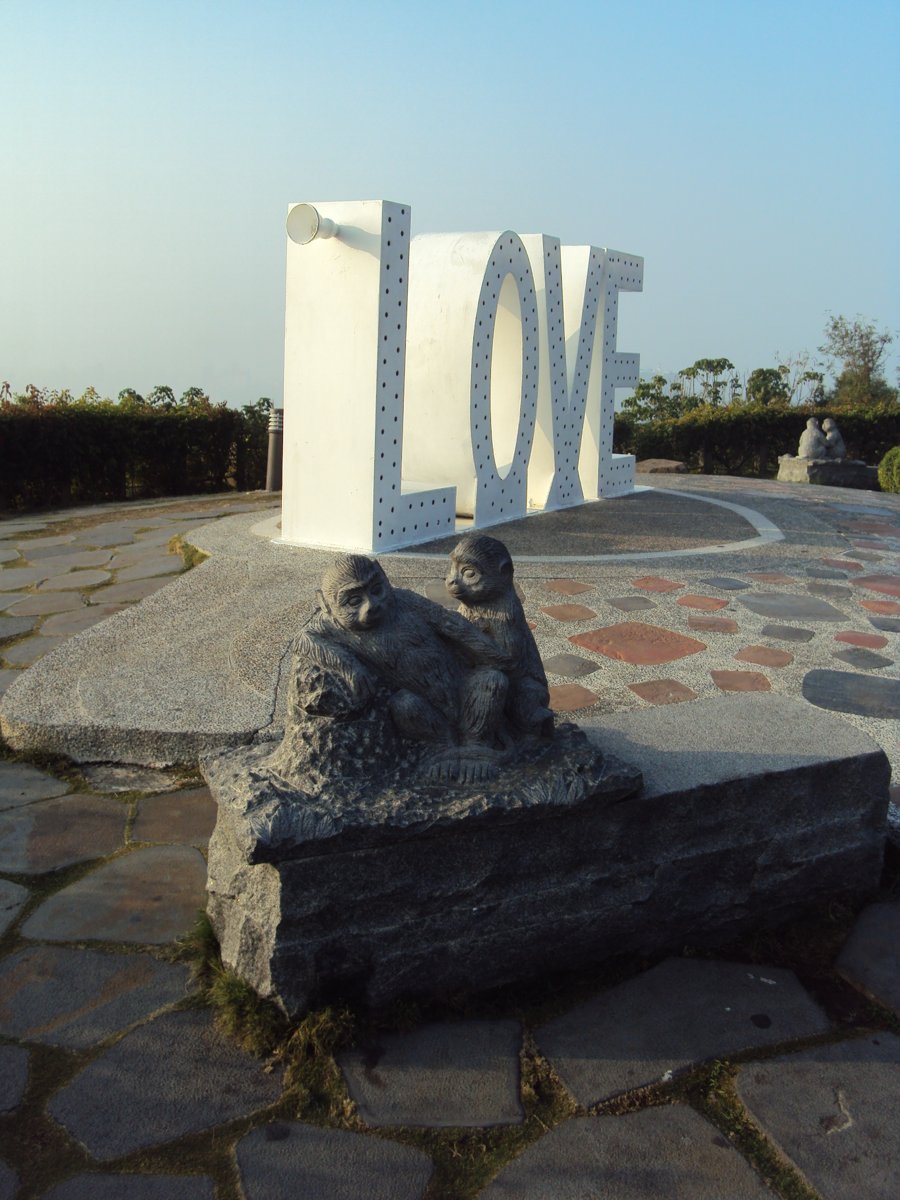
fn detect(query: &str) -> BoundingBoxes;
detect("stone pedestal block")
[205,697,889,1018]
[776,456,879,489]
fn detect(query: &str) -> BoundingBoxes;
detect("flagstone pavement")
[0,479,898,1198]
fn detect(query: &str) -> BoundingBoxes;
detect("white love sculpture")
[280,200,642,552]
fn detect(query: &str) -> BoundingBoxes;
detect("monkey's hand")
[417,597,513,670]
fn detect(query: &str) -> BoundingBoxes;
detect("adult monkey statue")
[797,417,827,459]
[293,554,514,782]
[446,534,554,738]
[822,417,847,461]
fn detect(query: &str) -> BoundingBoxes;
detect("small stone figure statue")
[822,418,847,460]
[283,553,520,783]
[797,417,827,459]
[445,533,554,738]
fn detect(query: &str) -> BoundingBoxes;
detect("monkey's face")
[445,535,512,604]
[446,554,491,603]
[324,561,394,631]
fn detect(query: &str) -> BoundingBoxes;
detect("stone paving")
[0,482,898,1197]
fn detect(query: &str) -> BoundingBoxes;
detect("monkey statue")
[796,418,827,459]
[445,534,554,739]
[822,418,847,461]
[290,554,515,782]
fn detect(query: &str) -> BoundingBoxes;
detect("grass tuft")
[283,1006,358,1124]
[686,1060,823,1200]
[175,910,221,987]
[168,535,209,570]
[207,966,290,1056]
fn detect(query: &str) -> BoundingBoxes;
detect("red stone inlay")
[570,622,706,665]
[854,574,900,598]
[860,599,900,615]
[540,604,597,622]
[734,645,794,668]
[631,576,685,593]
[711,670,771,693]
[834,630,889,649]
[851,539,887,551]
[745,572,794,584]
[822,558,863,572]
[549,683,599,712]
[526,621,537,630]
[545,579,594,597]
[688,615,739,634]
[628,679,697,705]
[676,594,729,611]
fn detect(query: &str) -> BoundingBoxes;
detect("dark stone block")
[806,566,848,579]
[739,593,846,622]
[697,577,751,591]
[206,727,641,1017]
[541,653,599,679]
[760,624,815,643]
[868,616,900,633]
[206,697,889,1019]
[807,582,852,599]
[605,595,657,612]
[832,647,894,671]
[802,669,900,719]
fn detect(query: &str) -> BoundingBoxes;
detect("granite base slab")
[205,696,889,1018]
[776,457,879,489]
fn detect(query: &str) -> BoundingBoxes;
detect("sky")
[2,0,898,408]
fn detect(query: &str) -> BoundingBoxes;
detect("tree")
[118,388,145,409]
[819,314,896,406]
[180,386,211,410]
[746,367,789,407]
[692,358,737,407]
[620,375,684,421]
[775,352,826,406]
[147,385,177,410]
[623,357,741,422]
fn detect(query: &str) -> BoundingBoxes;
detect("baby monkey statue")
[445,533,554,740]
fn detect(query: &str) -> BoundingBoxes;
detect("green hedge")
[0,406,269,512]
[878,447,900,494]
[614,403,899,479]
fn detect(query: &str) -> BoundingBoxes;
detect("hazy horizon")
[2,0,897,408]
